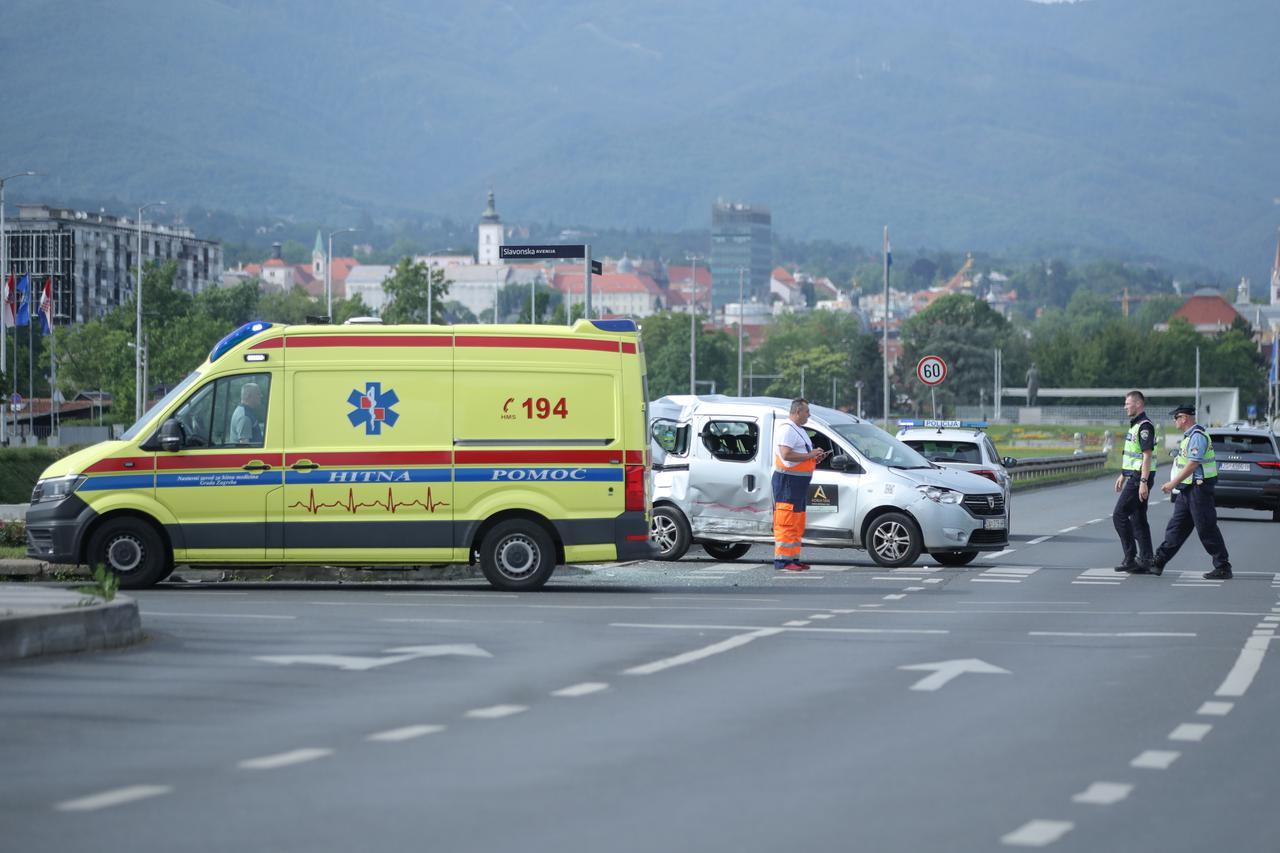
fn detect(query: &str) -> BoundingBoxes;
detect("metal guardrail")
[1008,452,1109,481]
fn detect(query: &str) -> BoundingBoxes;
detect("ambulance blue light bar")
[210,321,273,363]
[590,319,638,333]
[896,419,989,430]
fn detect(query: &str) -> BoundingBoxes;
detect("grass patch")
[0,447,74,502]
[0,544,26,558]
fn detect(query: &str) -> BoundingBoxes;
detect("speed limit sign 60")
[916,355,947,386]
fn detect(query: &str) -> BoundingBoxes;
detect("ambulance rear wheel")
[479,520,556,591]
[703,542,751,561]
[650,506,690,561]
[87,517,171,589]
[866,512,922,568]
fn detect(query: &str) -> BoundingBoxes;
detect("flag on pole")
[39,277,53,336]
[1,274,14,328]
[14,274,31,327]
[885,231,893,268]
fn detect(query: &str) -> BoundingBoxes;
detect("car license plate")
[984,517,1007,530]
[1220,463,1249,472]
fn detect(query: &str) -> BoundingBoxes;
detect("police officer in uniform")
[1142,404,1232,579]
[1112,390,1156,572]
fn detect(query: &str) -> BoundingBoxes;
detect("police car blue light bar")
[896,419,989,429]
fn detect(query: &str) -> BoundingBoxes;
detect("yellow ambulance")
[25,319,653,590]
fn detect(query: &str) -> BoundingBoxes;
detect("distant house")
[1157,288,1247,335]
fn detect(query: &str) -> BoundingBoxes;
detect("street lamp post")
[1,170,37,447]
[736,267,746,396]
[686,253,702,395]
[135,200,166,420]
[326,227,358,319]
[856,380,864,419]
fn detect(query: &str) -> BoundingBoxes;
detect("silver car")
[649,396,1008,568]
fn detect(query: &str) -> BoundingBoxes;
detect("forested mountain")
[3,0,1277,283]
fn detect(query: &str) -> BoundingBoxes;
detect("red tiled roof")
[264,258,287,267]
[772,266,795,285]
[551,272,659,295]
[667,265,711,287]
[1173,294,1243,327]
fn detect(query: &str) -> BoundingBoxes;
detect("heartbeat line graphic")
[289,487,450,515]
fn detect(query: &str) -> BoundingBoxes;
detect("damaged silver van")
[649,395,1008,567]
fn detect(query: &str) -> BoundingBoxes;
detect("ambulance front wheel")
[479,520,556,591]
[650,505,690,561]
[87,517,172,589]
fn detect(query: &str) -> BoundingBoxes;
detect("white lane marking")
[883,594,907,600]
[56,785,172,812]
[1027,536,1051,545]
[1086,518,1104,524]
[1168,723,1212,742]
[238,748,333,770]
[256,643,491,672]
[982,549,1015,559]
[1058,526,1079,533]
[465,705,528,719]
[1001,820,1074,847]
[1071,782,1133,805]
[623,628,783,676]
[1252,629,1276,636]
[831,609,857,614]
[809,614,835,620]
[1262,616,1280,622]
[1072,581,1122,586]
[650,596,782,603]
[860,604,884,608]
[367,724,446,742]
[1216,636,1273,697]
[552,682,609,698]
[1029,631,1196,638]
[1197,701,1233,716]
[1131,750,1180,769]
[144,612,297,620]
[613,622,946,636]
[996,567,1039,575]
[899,658,1010,691]
[905,587,926,592]
[784,620,812,627]
[972,579,1022,584]
[924,578,944,584]
[1140,611,1271,617]
[380,617,544,625]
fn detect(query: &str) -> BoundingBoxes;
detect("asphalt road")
[2,478,1278,853]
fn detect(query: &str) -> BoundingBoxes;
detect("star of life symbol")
[347,382,400,435]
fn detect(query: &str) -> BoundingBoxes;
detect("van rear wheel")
[703,542,751,561]
[866,512,922,568]
[87,517,171,589]
[479,520,556,591]
[650,506,691,561]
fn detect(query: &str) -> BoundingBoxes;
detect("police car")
[895,420,1016,509]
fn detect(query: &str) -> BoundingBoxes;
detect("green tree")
[381,259,451,324]
[636,312,736,398]
[898,294,1014,415]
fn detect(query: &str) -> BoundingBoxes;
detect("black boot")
[1203,566,1232,580]
[1115,560,1136,572]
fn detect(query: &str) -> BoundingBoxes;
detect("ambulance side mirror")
[158,419,183,453]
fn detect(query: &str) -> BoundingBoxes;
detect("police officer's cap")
[1169,404,1195,418]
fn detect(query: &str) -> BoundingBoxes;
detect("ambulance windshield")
[121,371,202,441]
[831,423,933,470]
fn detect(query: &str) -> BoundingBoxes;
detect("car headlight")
[31,474,85,504]
[916,485,963,504]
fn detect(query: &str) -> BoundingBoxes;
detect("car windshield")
[902,439,983,464]
[120,371,203,440]
[831,422,933,469]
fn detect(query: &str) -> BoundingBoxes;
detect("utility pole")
[687,254,702,394]
[882,225,891,429]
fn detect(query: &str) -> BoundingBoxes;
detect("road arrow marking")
[256,643,491,671]
[898,658,1010,691]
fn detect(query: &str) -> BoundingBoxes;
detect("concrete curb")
[0,586,143,661]
[0,560,589,583]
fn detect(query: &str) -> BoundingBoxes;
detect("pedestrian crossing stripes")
[1073,568,1127,586]
[972,567,1040,584]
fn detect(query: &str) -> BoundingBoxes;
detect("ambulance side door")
[154,370,281,561]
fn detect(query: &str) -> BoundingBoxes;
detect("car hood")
[886,464,1001,494]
